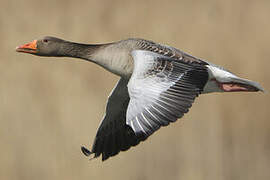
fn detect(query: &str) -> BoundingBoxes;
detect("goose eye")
[43,39,48,43]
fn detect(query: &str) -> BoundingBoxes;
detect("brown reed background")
[0,0,269,179]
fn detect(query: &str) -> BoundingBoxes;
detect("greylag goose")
[16,37,264,161]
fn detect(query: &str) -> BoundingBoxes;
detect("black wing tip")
[81,146,92,157]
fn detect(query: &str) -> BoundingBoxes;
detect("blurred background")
[0,0,269,179]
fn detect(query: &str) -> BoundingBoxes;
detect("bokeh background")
[1,0,269,179]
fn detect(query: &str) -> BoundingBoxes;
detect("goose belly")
[91,48,133,77]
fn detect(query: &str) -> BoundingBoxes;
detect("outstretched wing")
[127,50,208,139]
[83,50,209,161]
[82,78,145,161]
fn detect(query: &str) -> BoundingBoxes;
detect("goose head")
[16,36,66,57]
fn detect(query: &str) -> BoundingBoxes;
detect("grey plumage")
[16,37,264,161]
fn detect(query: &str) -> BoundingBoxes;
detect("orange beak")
[16,40,37,54]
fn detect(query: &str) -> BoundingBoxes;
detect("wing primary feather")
[150,105,170,126]
[135,116,147,134]
[158,96,189,114]
[155,98,182,116]
[141,112,153,128]
[154,101,178,122]
[81,146,92,157]
[144,107,163,127]
[152,104,176,123]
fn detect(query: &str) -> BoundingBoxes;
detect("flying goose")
[16,37,264,161]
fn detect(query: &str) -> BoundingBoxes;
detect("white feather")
[203,64,264,93]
